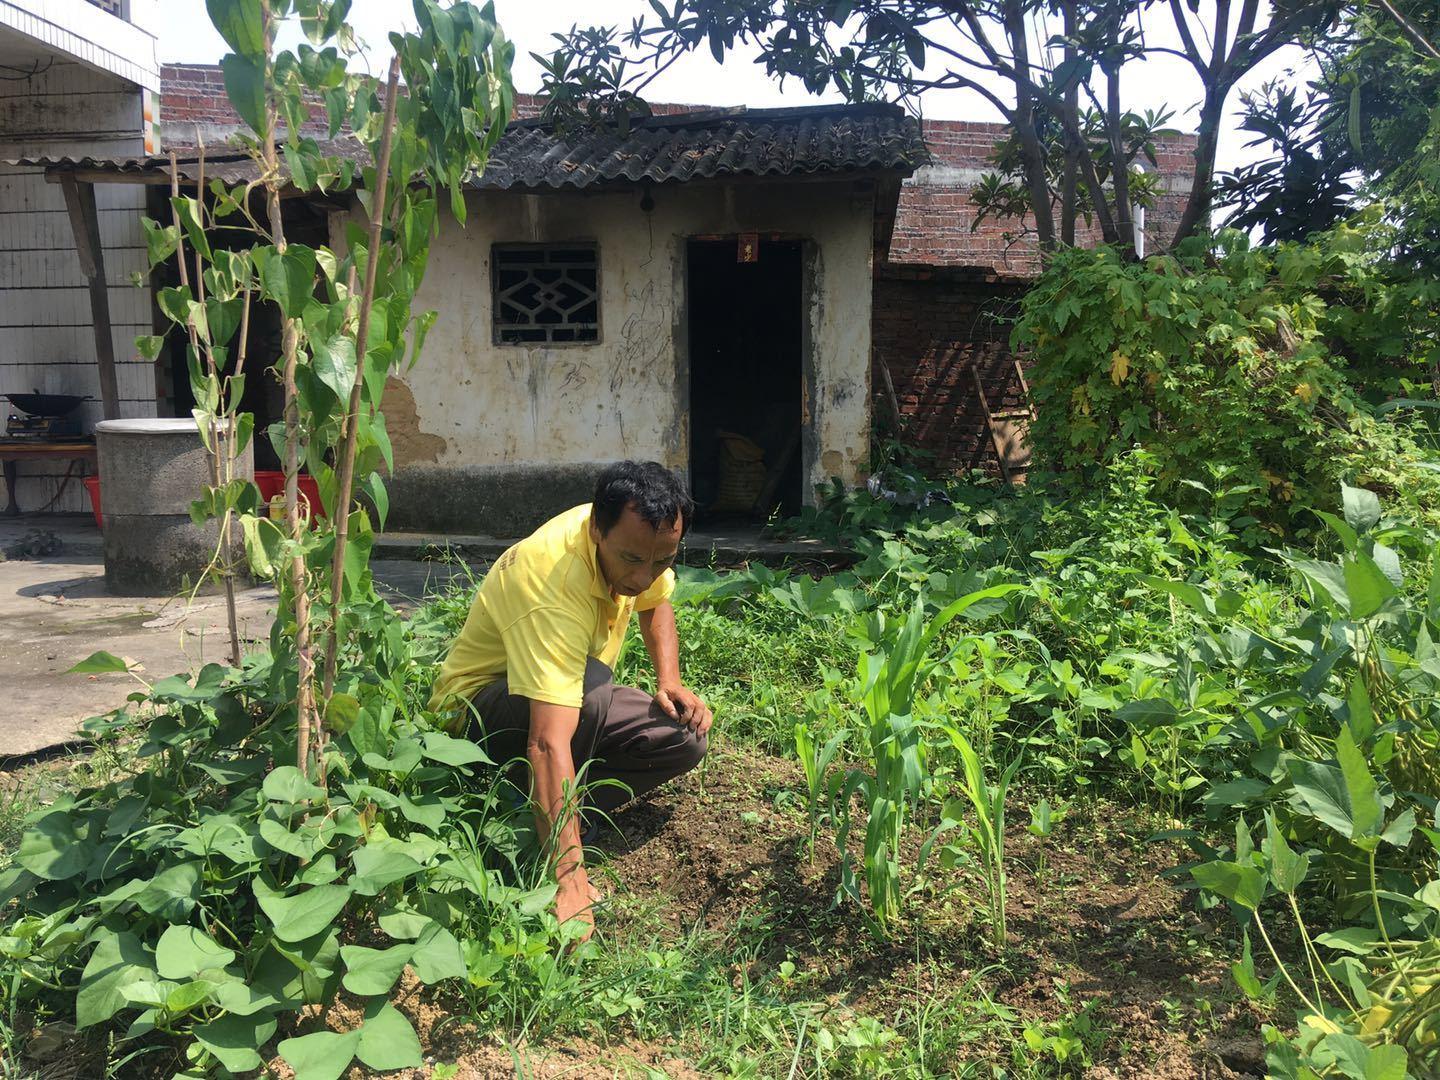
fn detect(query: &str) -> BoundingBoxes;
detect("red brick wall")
[889,118,1198,276]
[872,265,1031,473]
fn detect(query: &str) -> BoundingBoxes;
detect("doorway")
[686,238,805,523]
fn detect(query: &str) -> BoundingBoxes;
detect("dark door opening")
[686,238,804,524]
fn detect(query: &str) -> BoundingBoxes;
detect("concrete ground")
[0,515,467,758]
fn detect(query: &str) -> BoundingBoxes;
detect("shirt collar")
[578,507,618,603]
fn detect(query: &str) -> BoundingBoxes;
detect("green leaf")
[420,730,491,767]
[311,334,357,402]
[193,1011,277,1074]
[255,883,354,943]
[136,861,203,921]
[1336,726,1382,842]
[135,334,166,361]
[1341,485,1381,533]
[277,1028,361,1080]
[356,1001,423,1071]
[1230,930,1263,998]
[257,244,318,318]
[263,765,326,803]
[1191,860,1265,910]
[1289,759,1366,841]
[350,846,423,896]
[140,217,179,268]
[409,921,465,983]
[17,811,95,880]
[377,909,431,941]
[1344,553,1398,620]
[220,53,267,135]
[155,926,235,980]
[1323,1032,1408,1080]
[339,942,411,995]
[1262,813,1310,895]
[205,297,245,347]
[1314,927,1383,955]
[398,794,445,831]
[77,932,154,1029]
[66,651,131,675]
[325,692,360,734]
[1347,677,1374,743]
[206,0,264,57]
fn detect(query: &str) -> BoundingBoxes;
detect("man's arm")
[527,700,595,939]
[639,601,713,735]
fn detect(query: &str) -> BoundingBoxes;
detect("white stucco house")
[30,86,927,533]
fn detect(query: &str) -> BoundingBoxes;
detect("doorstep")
[372,527,855,569]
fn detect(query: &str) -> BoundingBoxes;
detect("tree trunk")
[1169,90,1226,247]
[1106,67,1135,255]
[1061,0,1079,247]
[1004,1,1056,251]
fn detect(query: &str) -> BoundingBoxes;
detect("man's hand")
[655,681,713,736]
[555,867,599,943]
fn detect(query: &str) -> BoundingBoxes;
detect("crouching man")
[428,461,712,941]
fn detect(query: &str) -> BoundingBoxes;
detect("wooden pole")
[60,176,120,420]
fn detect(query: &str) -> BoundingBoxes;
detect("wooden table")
[0,441,97,516]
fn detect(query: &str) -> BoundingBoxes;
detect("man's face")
[591,503,682,598]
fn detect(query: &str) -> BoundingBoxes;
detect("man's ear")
[589,519,601,545]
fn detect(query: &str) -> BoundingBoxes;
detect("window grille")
[87,0,125,15]
[492,244,600,344]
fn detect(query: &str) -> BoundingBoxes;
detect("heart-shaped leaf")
[339,942,411,995]
[155,926,235,980]
[254,883,353,943]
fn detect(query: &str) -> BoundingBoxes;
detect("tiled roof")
[478,103,928,189]
[9,102,927,192]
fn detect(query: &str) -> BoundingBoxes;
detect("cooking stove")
[4,413,86,441]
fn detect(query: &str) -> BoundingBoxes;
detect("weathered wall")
[0,53,153,512]
[385,180,874,535]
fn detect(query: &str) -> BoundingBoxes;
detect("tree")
[536,0,1339,256]
[1220,0,1440,250]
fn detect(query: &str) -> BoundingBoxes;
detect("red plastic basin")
[253,470,326,520]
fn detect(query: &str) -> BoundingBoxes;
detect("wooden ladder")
[971,358,1036,485]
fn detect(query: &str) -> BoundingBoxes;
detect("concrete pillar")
[95,418,253,596]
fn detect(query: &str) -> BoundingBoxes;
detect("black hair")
[592,461,694,538]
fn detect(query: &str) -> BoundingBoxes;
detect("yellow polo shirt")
[427,503,675,725]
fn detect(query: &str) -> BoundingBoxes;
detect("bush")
[1016,229,1440,530]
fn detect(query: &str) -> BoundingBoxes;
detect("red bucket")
[83,475,102,529]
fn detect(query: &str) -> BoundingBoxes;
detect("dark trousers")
[468,657,707,815]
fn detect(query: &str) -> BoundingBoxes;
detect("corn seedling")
[793,721,847,857]
[943,729,1021,951]
[835,584,1022,932]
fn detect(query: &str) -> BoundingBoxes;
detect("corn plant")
[793,719,847,857]
[941,729,1021,951]
[834,584,1022,933]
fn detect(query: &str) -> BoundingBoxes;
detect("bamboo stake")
[321,56,402,704]
[259,0,320,774]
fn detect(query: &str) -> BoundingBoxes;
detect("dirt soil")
[589,744,1266,1078]
[313,745,1263,1078]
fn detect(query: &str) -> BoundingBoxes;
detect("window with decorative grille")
[492,244,600,345]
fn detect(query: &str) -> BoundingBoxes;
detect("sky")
[157,0,1319,173]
